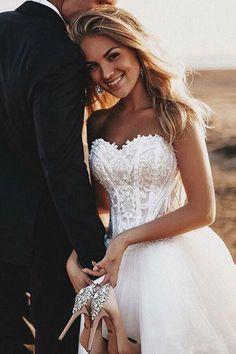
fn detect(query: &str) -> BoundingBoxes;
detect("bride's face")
[81,35,141,98]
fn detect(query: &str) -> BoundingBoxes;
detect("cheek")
[90,70,101,84]
[123,55,140,78]
[126,62,140,81]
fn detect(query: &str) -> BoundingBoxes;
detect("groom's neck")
[48,0,63,14]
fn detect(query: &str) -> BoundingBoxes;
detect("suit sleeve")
[32,47,106,268]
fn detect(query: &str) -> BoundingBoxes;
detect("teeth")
[107,75,123,88]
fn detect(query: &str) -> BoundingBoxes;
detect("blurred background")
[0,0,235,262]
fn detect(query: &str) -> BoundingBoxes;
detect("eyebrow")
[103,46,120,58]
[86,47,120,64]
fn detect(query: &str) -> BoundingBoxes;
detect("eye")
[86,63,98,72]
[108,52,120,61]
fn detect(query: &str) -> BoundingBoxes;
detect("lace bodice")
[89,134,185,240]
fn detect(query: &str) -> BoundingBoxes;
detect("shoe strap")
[91,284,110,320]
[72,283,97,314]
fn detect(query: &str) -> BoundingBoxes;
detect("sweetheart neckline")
[90,133,173,152]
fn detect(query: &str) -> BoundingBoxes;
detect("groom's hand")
[66,250,92,293]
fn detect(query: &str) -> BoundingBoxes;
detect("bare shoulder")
[173,120,209,175]
[87,108,110,146]
[173,120,206,154]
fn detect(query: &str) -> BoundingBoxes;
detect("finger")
[109,276,117,288]
[84,276,93,285]
[83,268,97,276]
[111,264,120,287]
[83,268,98,275]
[81,270,92,279]
[83,268,105,277]
[93,262,104,271]
[93,258,111,271]
[103,262,119,288]
[100,273,111,287]
[82,268,93,273]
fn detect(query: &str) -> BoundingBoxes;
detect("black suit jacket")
[0,1,106,268]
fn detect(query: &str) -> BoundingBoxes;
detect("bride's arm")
[119,121,216,245]
[85,121,216,286]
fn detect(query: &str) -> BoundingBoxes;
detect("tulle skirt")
[78,227,236,354]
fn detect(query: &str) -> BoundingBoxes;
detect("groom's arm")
[66,250,93,292]
[32,43,106,268]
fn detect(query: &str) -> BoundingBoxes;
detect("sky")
[1,0,236,69]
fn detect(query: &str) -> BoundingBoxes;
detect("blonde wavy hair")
[69,5,211,143]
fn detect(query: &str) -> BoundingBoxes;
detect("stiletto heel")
[58,283,98,351]
[59,305,89,340]
[88,308,115,353]
[88,284,141,354]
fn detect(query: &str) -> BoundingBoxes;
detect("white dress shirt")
[30,0,64,21]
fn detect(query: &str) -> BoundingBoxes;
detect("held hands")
[83,233,128,287]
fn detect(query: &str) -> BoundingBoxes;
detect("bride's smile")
[105,72,125,89]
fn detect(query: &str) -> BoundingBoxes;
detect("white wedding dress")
[79,134,236,354]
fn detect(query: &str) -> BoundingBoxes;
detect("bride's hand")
[91,233,128,287]
[82,261,107,277]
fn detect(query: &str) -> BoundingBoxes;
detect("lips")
[105,73,124,89]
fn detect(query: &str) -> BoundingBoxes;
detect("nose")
[101,64,114,81]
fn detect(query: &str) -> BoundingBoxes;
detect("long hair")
[69,5,211,143]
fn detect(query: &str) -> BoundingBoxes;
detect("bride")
[65,5,236,354]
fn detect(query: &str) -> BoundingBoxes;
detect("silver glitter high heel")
[59,283,98,350]
[88,284,141,354]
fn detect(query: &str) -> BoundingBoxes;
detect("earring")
[95,85,104,95]
[140,68,144,79]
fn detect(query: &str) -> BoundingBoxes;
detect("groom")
[0,1,116,353]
